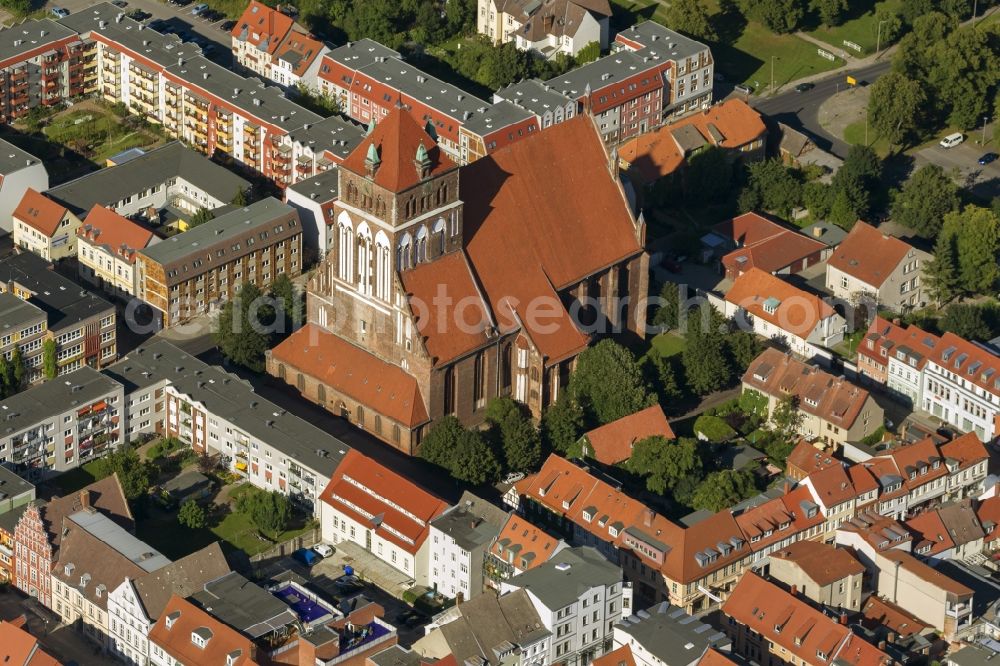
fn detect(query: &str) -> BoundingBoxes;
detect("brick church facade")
[267,109,648,455]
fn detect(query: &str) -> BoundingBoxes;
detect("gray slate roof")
[0,137,44,175]
[0,252,114,333]
[0,366,121,438]
[616,601,731,664]
[104,339,350,479]
[431,491,508,552]
[45,141,250,217]
[0,292,46,338]
[495,79,574,118]
[286,168,339,202]
[437,588,550,664]
[133,541,230,621]
[189,571,297,638]
[504,546,622,610]
[0,18,78,70]
[462,100,534,136]
[284,114,365,160]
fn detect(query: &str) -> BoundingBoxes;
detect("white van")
[940,133,964,148]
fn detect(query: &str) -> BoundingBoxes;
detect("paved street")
[0,587,101,666]
[915,139,1000,201]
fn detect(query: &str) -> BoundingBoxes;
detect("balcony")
[947,602,972,618]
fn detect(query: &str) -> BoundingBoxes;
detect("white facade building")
[427,492,508,600]
[0,139,48,235]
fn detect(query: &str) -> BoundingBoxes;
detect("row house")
[724,268,846,361]
[768,540,866,612]
[0,466,35,585]
[0,138,49,234]
[0,252,117,380]
[105,338,350,514]
[874,549,974,640]
[76,205,158,300]
[611,603,731,666]
[148,595,257,666]
[0,18,92,124]
[835,511,913,575]
[12,188,81,261]
[800,461,879,540]
[826,222,929,315]
[0,367,123,479]
[50,508,170,650]
[923,333,1000,442]
[107,542,230,666]
[477,0,611,59]
[904,500,985,562]
[741,348,884,447]
[494,79,578,132]
[426,491,508,600]
[230,0,328,90]
[857,317,940,407]
[14,475,132,608]
[486,513,568,589]
[318,449,450,586]
[134,198,302,328]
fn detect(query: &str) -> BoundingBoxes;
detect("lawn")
[711,21,843,91]
[805,0,903,55]
[650,331,687,358]
[843,119,892,157]
[43,108,164,165]
[51,460,106,494]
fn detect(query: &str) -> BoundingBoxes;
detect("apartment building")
[708,212,828,281]
[12,188,81,261]
[0,252,118,379]
[148,595,257,666]
[274,114,365,189]
[230,1,328,89]
[922,333,1000,441]
[858,317,940,407]
[722,572,890,666]
[742,349,883,446]
[904,501,985,561]
[456,99,539,163]
[826,222,929,314]
[0,466,35,585]
[14,475,132,608]
[135,198,302,328]
[45,141,249,220]
[105,339,351,513]
[427,491,508,600]
[875,549,973,640]
[768,540,865,612]
[77,205,158,300]
[0,366,123,479]
[477,0,611,59]
[499,546,632,666]
[50,509,170,649]
[618,99,767,186]
[107,542,230,666]
[0,292,47,379]
[486,514,567,588]
[612,602,731,666]
[800,462,878,539]
[0,139,48,234]
[283,168,338,260]
[0,18,91,124]
[319,449,449,585]
[494,79,577,131]
[725,268,846,360]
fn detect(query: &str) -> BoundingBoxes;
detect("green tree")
[188,207,215,228]
[737,159,803,219]
[94,444,153,501]
[653,282,684,330]
[270,274,303,334]
[215,282,272,372]
[873,7,903,47]
[726,330,762,372]
[0,354,11,399]
[828,145,881,228]
[926,219,961,302]
[643,351,685,411]
[178,499,206,529]
[867,71,927,149]
[940,303,993,340]
[737,0,805,32]
[10,347,24,394]
[541,392,585,454]
[955,206,1000,295]
[927,24,1000,129]
[685,147,733,202]
[663,0,717,39]
[891,164,960,237]
[894,13,952,81]
[42,339,57,380]
[421,416,500,484]
[231,188,248,207]
[814,0,848,26]
[691,469,758,511]
[626,436,702,495]
[770,394,804,440]
[255,491,293,539]
[485,397,542,473]
[682,305,732,396]
[569,339,656,426]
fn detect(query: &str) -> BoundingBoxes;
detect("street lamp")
[983,115,991,146]
[770,56,778,94]
[876,19,888,55]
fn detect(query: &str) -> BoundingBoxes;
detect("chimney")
[839,611,848,625]
[878,641,887,651]
[643,508,654,527]
[79,489,91,509]
[812,225,824,238]
[790,584,797,597]
[887,631,897,644]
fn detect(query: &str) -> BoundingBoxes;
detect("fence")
[249,526,321,563]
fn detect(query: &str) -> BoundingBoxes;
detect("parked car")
[200,9,221,21]
[126,9,150,21]
[312,543,334,558]
[191,3,209,15]
[292,547,319,567]
[50,7,70,18]
[734,83,753,95]
[502,472,524,485]
[979,152,998,165]
[111,0,127,7]
[795,82,815,93]
[219,19,236,31]
[939,132,964,148]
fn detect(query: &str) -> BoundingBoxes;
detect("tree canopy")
[891,164,960,237]
[867,71,926,149]
[235,488,293,539]
[215,282,273,372]
[626,436,703,495]
[421,416,500,485]
[927,206,1000,302]
[569,339,656,427]
[682,305,732,396]
[178,499,206,529]
[485,397,542,473]
[663,0,717,39]
[691,469,758,512]
[94,444,154,501]
[542,392,585,454]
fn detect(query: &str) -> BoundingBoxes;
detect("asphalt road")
[915,140,1000,201]
[749,60,893,159]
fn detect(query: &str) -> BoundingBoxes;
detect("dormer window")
[64,563,75,576]
[779,521,790,531]
[804,397,818,407]
[763,297,780,315]
[191,628,213,649]
[909,471,916,480]
[774,623,783,633]
[817,650,828,660]
[764,529,773,537]
[227,650,243,666]
[806,507,818,518]
[165,611,180,630]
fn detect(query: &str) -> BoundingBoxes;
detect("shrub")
[693,415,737,443]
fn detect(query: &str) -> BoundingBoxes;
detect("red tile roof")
[13,189,69,237]
[770,540,864,586]
[827,222,916,289]
[581,404,675,465]
[860,596,928,638]
[273,30,324,77]
[806,464,861,509]
[725,268,835,339]
[698,648,739,666]
[400,251,492,366]
[735,485,825,553]
[715,213,826,277]
[743,349,874,432]
[839,512,912,552]
[0,620,61,666]
[723,572,890,666]
[231,0,294,56]
[463,115,643,363]
[977,496,1000,543]
[592,645,636,666]
[342,108,457,193]
[270,324,429,427]
[149,596,258,666]
[786,440,840,478]
[490,514,562,572]
[857,317,939,372]
[618,100,766,182]
[904,510,955,556]
[940,431,990,470]
[77,205,155,264]
[906,501,984,555]
[929,332,1000,400]
[319,450,449,554]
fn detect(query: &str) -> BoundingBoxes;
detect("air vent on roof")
[554,562,571,571]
